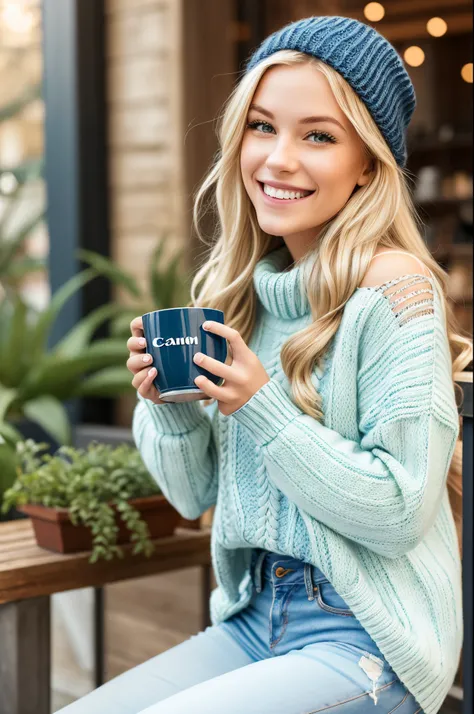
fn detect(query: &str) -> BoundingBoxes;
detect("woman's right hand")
[127,317,167,405]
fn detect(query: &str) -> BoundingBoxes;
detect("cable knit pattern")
[132,244,461,714]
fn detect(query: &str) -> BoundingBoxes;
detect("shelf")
[415,197,472,208]
[408,136,472,153]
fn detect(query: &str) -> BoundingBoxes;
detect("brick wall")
[105,0,186,307]
[105,0,235,428]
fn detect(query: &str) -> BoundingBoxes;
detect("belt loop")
[304,563,315,600]
[254,550,267,593]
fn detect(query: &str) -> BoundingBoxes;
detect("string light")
[427,17,448,37]
[461,63,473,83]
[363,3,385,22]
[404,46,425,67]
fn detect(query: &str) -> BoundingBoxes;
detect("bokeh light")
[404,46,425,67]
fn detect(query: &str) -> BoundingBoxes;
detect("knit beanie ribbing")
[245,16,416,167]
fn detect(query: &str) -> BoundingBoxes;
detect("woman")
[61,15,472,714]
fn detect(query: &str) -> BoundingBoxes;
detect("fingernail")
[148,368,156,376]
[194,352,203,364]
[138,338,146,346]
[142,354,151,362]
[202,322,210,329]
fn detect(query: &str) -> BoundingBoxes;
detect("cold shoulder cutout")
[358,250,435,326]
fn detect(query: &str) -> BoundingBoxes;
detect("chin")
[255,216,297,236]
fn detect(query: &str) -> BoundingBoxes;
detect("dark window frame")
[42,0,112,425]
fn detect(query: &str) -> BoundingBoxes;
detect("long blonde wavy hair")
[186,50,472,550]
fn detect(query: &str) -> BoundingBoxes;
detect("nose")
[265,136,300,174]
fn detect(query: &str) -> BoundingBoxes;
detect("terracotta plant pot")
[19,495,181,554]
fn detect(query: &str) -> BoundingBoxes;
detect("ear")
[357,157,374,187]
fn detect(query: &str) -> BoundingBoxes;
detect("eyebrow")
[248,103,347,133]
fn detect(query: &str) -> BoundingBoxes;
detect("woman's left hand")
[193,321,270,416]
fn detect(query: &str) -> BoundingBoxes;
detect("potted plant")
[1,439,181,562]
[0,267,136,515]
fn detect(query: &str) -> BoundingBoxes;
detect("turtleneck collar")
[253,244,311,320]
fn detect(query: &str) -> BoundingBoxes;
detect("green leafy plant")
[2,439,161,562]
[0,84,42,123]
[77,232,193,339]
[0,161,46,293]
[0,433,18,506]
[1,82,45,293]
[0,266,135,452]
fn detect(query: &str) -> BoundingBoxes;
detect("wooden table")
[0,521,212,714]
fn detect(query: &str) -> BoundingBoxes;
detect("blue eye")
[306,131,336,144]
[247,120,274,134]
[246,120,336,144]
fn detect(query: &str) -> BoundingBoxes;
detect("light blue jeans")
[57,549,423,714]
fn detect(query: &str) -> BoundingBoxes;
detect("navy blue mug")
[141,307,228,402]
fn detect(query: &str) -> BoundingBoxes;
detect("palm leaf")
[0,297,29,386]
[148,239,167,306]
[19,340,128,401]
[0,388,17,422]
[10,156,44,184]
[109,306,149,339]
[4,256,46,281]
[54,303,126,357]
[77,249,141,298]
[29,267,98,362]
[0,300,13,376]
[72,367,135,397]
[0,441,18,497]
[0,209,45,274]
[0,84,42,122]
[23,396,72,445]
[0,421,23,445]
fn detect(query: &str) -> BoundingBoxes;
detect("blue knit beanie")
[245,16,416,167]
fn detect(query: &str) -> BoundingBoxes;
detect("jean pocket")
[315,580,355,617]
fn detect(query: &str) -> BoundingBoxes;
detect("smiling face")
[240,62,373,262]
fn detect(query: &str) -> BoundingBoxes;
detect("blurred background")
[0,0,472,711]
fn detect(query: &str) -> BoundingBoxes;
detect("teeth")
[263,183,312,200]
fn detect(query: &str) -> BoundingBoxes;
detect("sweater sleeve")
[132,393,219,520]
[230,274,460,558]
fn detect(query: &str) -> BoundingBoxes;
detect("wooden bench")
[0,521,211,714]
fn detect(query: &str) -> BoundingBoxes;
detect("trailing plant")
[2,439,162,563]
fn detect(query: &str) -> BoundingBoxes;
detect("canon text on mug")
[152,336,199,348]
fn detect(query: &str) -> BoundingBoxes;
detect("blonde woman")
[61,15,472,714]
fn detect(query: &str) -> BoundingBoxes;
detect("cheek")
[240,141,262,196]
[240,138,258,174]
[311,153,359,192]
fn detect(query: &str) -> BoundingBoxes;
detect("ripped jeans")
[57,549,423,714]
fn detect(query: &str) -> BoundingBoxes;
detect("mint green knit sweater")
[132,244,461,714]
